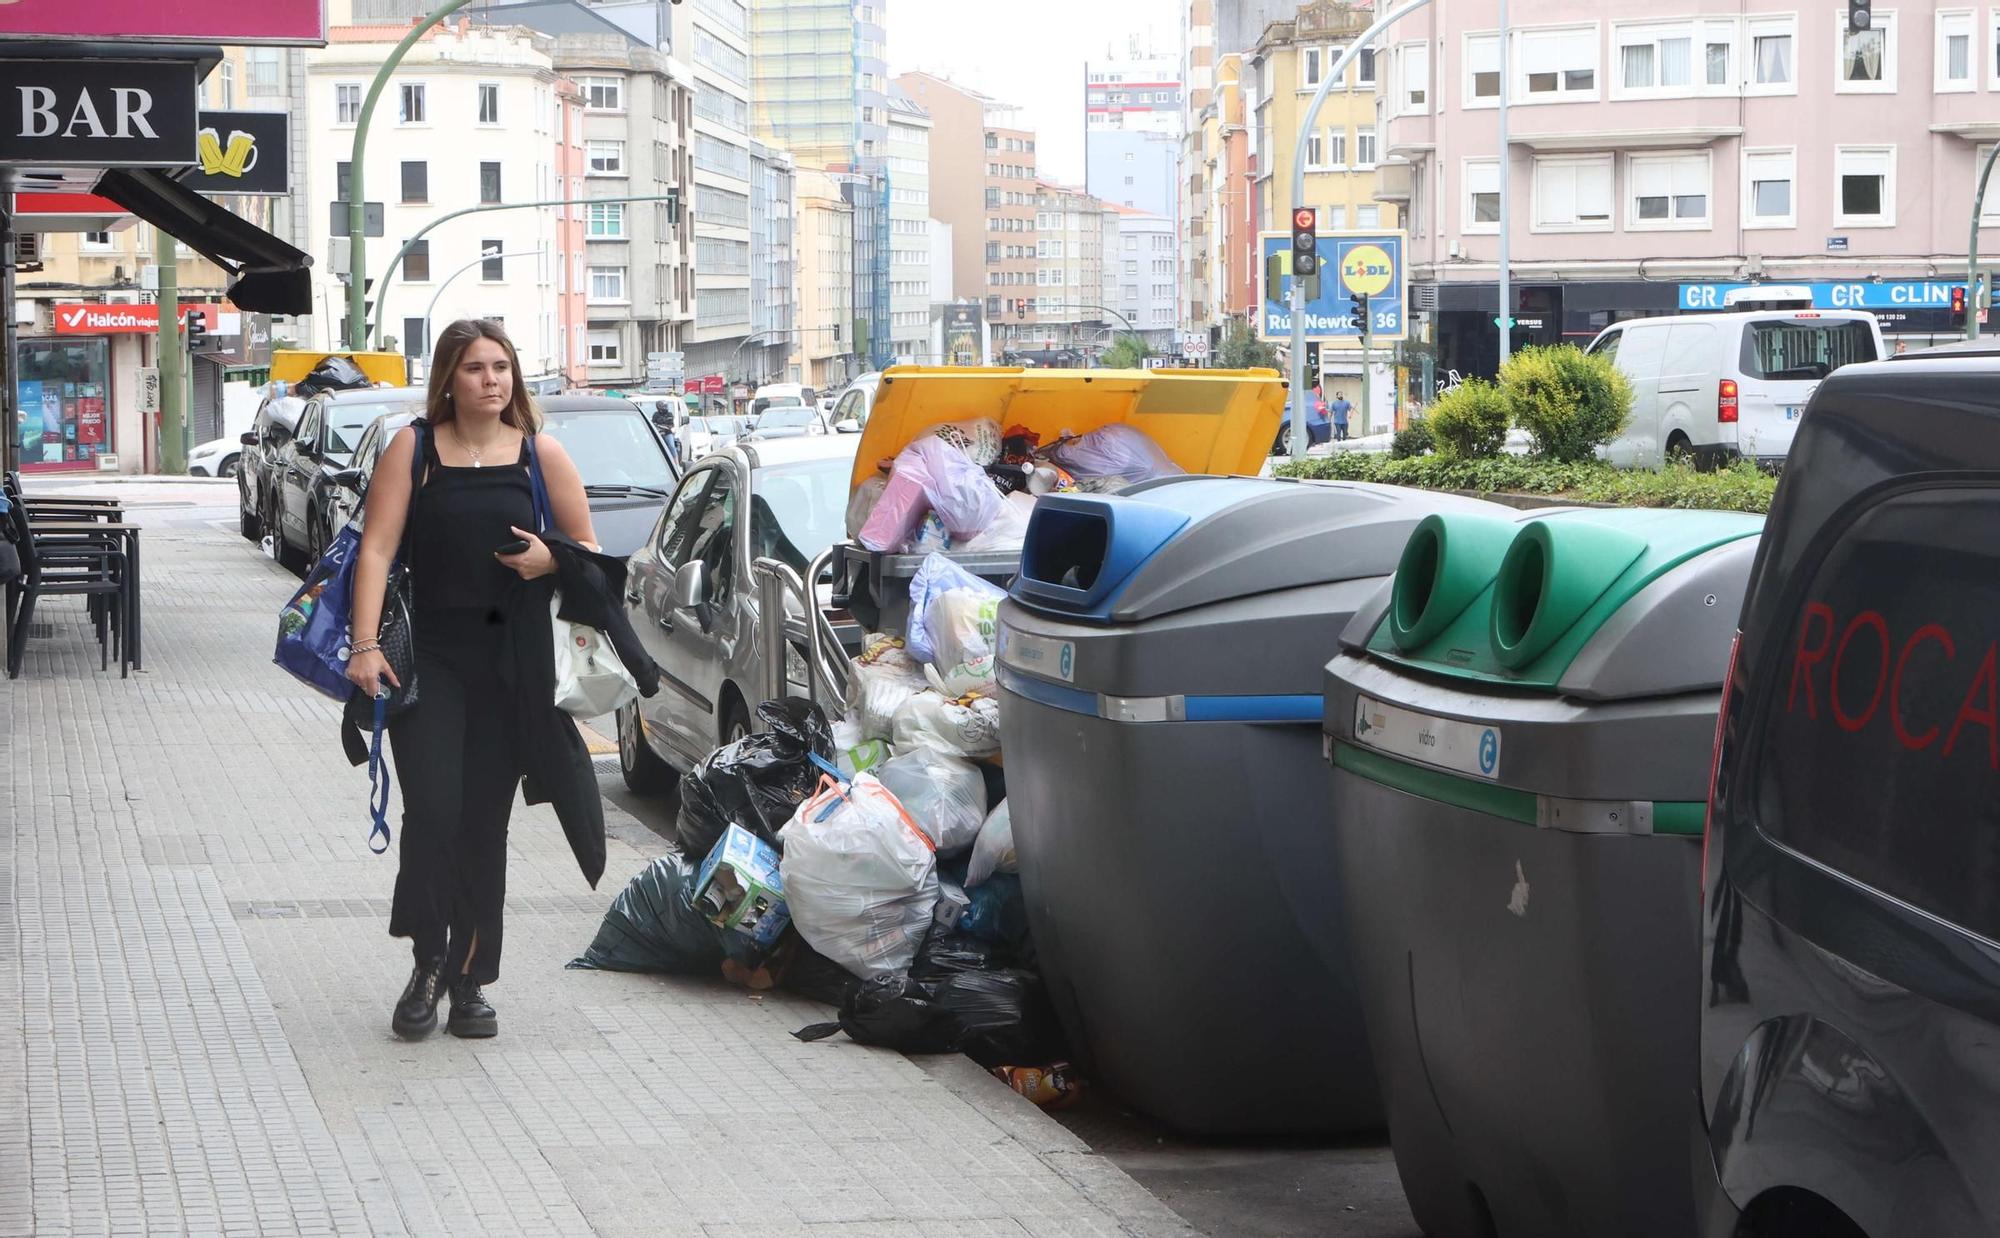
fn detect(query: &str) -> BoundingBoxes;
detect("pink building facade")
[1375,0,2000,377]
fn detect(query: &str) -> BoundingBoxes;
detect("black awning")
[92,168,311,315]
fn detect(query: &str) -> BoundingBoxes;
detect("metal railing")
[752,547,852,712]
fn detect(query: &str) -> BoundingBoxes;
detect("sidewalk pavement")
[1,502,1197,1238]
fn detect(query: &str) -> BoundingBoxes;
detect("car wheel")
[718,694,753,748]
[305,514,326,569]
[239,483,261,541]
[617,699,679,794]
[219,455,239,478]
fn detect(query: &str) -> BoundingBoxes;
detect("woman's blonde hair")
[425,317,542,432]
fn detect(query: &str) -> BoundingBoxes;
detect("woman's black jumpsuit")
[387,430,537,984]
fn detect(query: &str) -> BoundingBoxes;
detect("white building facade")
[673,0,757,388]
[887,88,935,364]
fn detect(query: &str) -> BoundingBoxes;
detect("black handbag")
[343,421,428,729]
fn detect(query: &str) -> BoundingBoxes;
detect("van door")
[1599,323,1669,467]
[1659,322,1719,461]
[1734,315,1881,464]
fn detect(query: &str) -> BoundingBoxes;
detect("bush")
[1501,344,1633,463]
[1273,453,1775,513]
[1424,378,1512,458]
[1390,419,1435,459]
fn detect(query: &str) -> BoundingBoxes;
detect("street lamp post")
[417,246,543,375]
[347,0,476,348]
[1288,0,1436,457]
[1969,142,2000,340]
[365,192,680,348]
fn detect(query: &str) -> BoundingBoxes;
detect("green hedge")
[1274,453,1776,513]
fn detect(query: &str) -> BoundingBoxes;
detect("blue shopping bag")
[273,522,364,700]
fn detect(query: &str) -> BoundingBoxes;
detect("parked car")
[323,408,421,534]
[187,435,241,479]
[269,388,427,572]
[236,394,304,541]
[827,372,881,433]
[682,414,750,461]
[616,434,860,791]
[745,405,832,439]
[1585,292,1884,469]
[535,395,681,557]
[1697,339,2000,1238]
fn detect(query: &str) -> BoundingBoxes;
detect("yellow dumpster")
[269,349,409,388]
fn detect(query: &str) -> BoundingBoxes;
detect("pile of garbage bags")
[850,418,1183,556]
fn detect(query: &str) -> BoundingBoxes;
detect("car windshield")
[748,396,804,417]
[539,406,675,489]
[753,407,816,433]
[329,401,419,463]
[1740,319,1879,381]
[749,456,853,573]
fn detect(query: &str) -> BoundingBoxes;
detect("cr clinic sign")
[1679,281,1987,312]
[0,0,326,44]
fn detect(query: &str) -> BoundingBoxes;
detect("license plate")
[1784,406,1803,420]
[1352,695,1503,780]
[1001,630,1076,682]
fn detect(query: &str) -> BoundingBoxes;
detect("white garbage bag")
[849,635,927,742]
[892,689,1002,760]
[967,799,1017,888]
[876,747,988,855]
[778,773,940,979]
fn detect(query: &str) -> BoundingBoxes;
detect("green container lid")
[1371,508,1763,689]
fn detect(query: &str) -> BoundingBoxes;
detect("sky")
[886,0,1181,187]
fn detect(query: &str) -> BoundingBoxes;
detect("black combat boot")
[446,976,498,1039]
[392,956,446,1039]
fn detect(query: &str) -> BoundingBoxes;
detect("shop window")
[15,338,112,470]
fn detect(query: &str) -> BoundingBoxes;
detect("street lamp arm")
[420,246,543,367]
[366,191,681,348]
[347,0,476,347]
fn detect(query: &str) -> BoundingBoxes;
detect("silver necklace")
[454,422,499,468]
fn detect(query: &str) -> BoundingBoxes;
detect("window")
[1628,152,1711,228]
[478,83,500,124]
[1322,205,1347,230]
[1938,9,1975,90]
[399,317,429,362]
[1356,205,1381,228]
[1748,17,1797,92]
[1325,128,1348,168]
[587,202,626,238]
[1463,157,1501,232]
[400,160,427,204]
[398,82,426,124]
[405,238,430,282]
[581,76,623,112]
[248,48,283,97]
[589,266,627,302]
[481,241,504,282]
[1355,127,1378,169]
[588,140,624,175]
[1307,131,1325,168]
[1532,154,1613,231]
[1517,27,1598,100]
[1466,33,1501,105]
[479,161,501,205]
[1836,145,1896,226]
[1398,43,1431,113]
[220,61,235,108]
[1613,21,1734,96]
[1743,148,1797,228]
[587,329,621,366]
[335,82,361,125]
[1749,486,2000,940]
[1301,46,1324,89]
[1837,10,1896,92]
[1357,47,1377,85]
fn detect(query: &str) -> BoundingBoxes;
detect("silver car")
[615,433,860,791]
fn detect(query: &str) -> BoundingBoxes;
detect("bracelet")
[350,639,382,655]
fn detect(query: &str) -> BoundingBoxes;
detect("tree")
[1217,319,1279,370]
[1100,332,1151,369]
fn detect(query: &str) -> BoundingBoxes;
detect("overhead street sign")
[1258,231,1408,343]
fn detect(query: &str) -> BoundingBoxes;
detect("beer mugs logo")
[195,128,259,179]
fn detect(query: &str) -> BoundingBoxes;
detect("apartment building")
[748,141,797,386]
[1111,208,1181,349]
[673,0,757,385]
[887,87,936,364]
[1024,183,1117,360]
[1381,0,2000,377]
[795,169,856,388]
[893,71,987,304]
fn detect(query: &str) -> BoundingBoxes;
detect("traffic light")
[1349,289,1368,330]
[1291,207,1318,277]
[1952,285,1968,315]
[1848,0,1871,33]
[1016,298,1027,320]
[1304,341,1321,375]
[184,310,209,350]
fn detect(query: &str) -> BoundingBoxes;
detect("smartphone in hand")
[495,538,532,556]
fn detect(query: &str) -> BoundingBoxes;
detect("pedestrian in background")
[1330,390,1354,442]
[346,318,599,1040]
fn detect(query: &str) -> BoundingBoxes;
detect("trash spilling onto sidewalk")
[675,697,835,857]
[693,824,791,956]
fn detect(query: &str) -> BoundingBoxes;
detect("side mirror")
[239,431,258,447]
[672,559,711,611]
[835,420,861,434]
[329,467,364,491]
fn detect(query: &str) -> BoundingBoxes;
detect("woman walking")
[345,318,598,1039]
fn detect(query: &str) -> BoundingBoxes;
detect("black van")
[1698,340,2000,1238]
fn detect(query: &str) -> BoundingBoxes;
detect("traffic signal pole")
[1968,142,1999,340]
[1287,0,1434,457]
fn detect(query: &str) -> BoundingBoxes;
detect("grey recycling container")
[996,475,1506,1136]
[1321,507,1762,1238]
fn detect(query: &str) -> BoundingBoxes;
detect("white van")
[1584,298,1884,468]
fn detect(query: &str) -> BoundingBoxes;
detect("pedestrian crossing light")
[1291,207,1318,277]
[1848,0,1871,32]
[1350,289,1368,329]
[1952,285,1968,315]
[184,310,209,350]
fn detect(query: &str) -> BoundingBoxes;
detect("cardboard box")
[693,825,791,955]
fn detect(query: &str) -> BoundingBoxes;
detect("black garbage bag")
[567,854,729,975]
[673,697,835,858]
[912,929,1005,979]
[794,967,1067,1069]
[959,873,1031,949]
[775,936,860,1007]
[292,355,372,397]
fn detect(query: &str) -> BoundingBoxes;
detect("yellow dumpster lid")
[847,364,1287,493]
[269,350,410,388]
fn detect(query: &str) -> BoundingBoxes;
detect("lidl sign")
[1258,231,1407,342]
